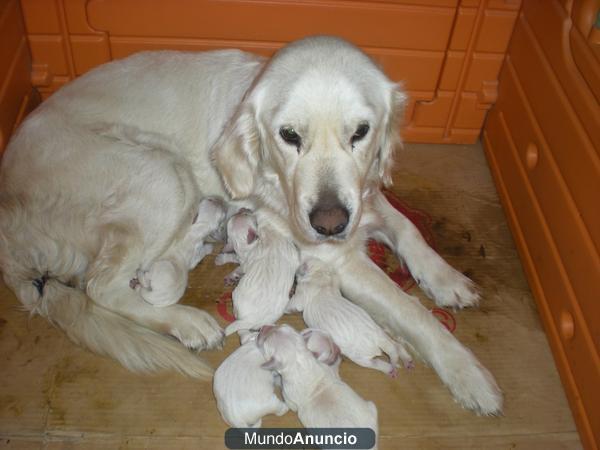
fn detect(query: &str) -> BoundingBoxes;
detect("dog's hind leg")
[338,251,502,416]
[85,222,224,351]
[369,189,480,309]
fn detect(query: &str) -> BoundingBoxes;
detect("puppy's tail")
[4,272,213,379]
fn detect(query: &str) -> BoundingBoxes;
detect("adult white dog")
[0,36,501,414]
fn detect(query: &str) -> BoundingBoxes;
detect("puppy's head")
[256,324,307,371]
[295,257,336,288]
[225,210,259,255]
[301,328,341,366]
[213,36,407,244]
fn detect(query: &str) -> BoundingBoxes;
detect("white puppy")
[213,331,288,428]
[257,324,378,448]
[288,257,413,376]
[131,197,226,306]
[222,210,299,335]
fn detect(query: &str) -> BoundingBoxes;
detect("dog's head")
[213,36,406,244]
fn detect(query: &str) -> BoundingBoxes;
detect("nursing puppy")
[257,324,378,447]
[222,210,299,335]
[131,197,226,306]
[213,331,288,428]
[289,257,413,376]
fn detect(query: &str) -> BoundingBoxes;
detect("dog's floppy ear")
[378,85,407,187]
[212,103,260,199]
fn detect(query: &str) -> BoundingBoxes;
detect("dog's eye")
[351,123,370,145]
[279,127,302,148]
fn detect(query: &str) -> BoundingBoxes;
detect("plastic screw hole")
[525,143,538,170]
[560,310,574,341]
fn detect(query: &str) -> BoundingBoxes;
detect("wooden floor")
[0,142,582,449]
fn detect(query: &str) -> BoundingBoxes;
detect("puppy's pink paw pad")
[389,368,399,379]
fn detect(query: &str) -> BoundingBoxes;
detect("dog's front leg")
[338,251,502,415]
[370,189,479,309]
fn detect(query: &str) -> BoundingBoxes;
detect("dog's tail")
[0,194,213,379]
[5,272,214,379]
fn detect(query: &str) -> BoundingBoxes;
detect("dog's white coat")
[222,211,299,335]
[213,332,288,428]
[257,324,378,448]
[289,257,413,375]
[0,36,501,414]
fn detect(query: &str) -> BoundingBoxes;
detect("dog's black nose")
[309,204,349,236]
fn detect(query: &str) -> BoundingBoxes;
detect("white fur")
[222,211,299,335]
[257,324,378,448]
[290,257,413,376]
[132,197,226,306]
[0,36,501,414]
[213,332,288,428]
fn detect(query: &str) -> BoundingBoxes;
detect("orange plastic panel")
[17,0,520,143]
[0,0,38,154]
[483,1,600,448]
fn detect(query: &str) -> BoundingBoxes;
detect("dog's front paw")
[440,348,503,416]
[169,307,225,351]
[415,263,480,309]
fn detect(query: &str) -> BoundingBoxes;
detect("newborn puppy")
[288,257,413,376]
[131,197,226,306]
[223,210,299,335]
[257,324,378,447]
[213,331,288,428]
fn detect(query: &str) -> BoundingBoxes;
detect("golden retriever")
[0,36,501,414]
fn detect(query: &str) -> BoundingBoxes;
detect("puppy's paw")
[415,263,480,309]
[224,269,242,286]
[168,306,225,351]
[135,269,151,289]
[129,277,140,290]
[215,252,239,266]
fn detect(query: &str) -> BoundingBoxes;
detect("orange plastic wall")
[0,0,38,153]
[12,0,520,148]
[483,1,600,448]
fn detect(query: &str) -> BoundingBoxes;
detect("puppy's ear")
[378,86,407,187]
[212,104,260,199]
[261,357,280,371]
[247,227,258,244]
[323,341,341,366]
